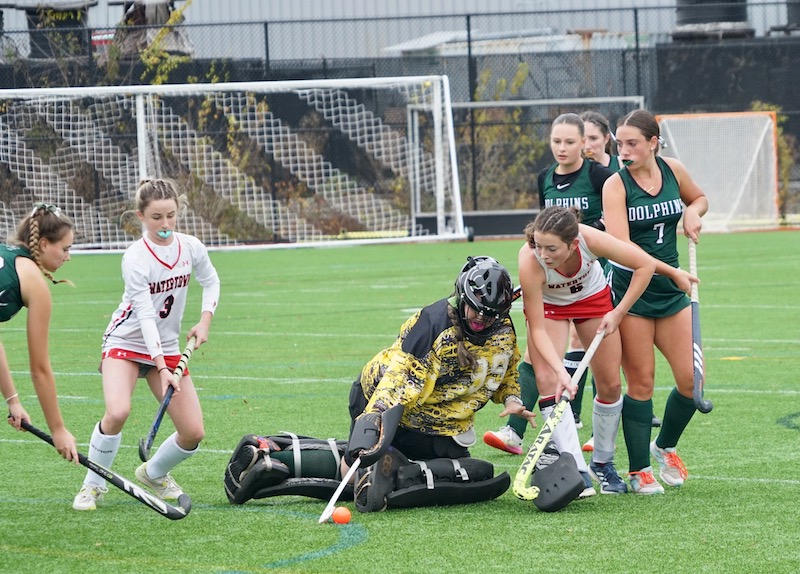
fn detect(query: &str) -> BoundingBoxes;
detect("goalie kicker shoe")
[136,463,184,500]
[482,425,523,455]
[650,441,688,487]
[354,447,408,513]
[72,484,108,511]
[589,461,628,494]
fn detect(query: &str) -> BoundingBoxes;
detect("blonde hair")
[120,178,189,234]
[11,203,74,285]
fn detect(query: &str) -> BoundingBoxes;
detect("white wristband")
[505,395,523,407]
[5,392,18,403]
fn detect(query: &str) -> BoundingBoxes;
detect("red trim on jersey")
[102,348,189,375]
[143,236,182,270]
[540,285,613,321]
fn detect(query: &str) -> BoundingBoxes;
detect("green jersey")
[0,244,31,323]
[610,157,689,318]
[617,157,683,268]
[538,160,613,227]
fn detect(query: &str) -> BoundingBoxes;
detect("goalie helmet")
[454,256,514,344]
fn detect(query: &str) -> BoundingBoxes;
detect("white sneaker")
[73,484,108,511]
[482,425,523,455]
[135,463,183,500]
[650,441,688,487]
[629,466,665,495]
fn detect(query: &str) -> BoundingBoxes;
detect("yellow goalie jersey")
[359,298,520,437]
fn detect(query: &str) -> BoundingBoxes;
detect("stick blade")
[165,493,192,520]
[138,437,150,462]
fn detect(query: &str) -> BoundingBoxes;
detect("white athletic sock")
[83,422,121,488]
[591,397,623,465]
[541,403,588,473]
[146,432,196,478]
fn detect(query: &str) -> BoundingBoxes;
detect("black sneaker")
[589,461,628,494]
[573,412,583,429]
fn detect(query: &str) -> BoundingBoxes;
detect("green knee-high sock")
[508,361,538,438]
[655,388,696,449]
[564,351,589,417]
[622,394,653,472]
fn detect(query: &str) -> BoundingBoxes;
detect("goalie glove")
[347,403,404,467]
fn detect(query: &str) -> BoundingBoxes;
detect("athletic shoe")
[482,425,523,455]
[651,415,662,428]
[573,412,583,430]
[629,466,665,495]
[582,436,594,452]
[589,461,628,494]
[72,484,108,511]
[534,441,560,471]
[136,463,183,500]
[650,441,688,487]
[577,471,597,499]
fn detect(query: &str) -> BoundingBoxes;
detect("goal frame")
[657,111,780,232]
[0,76,465,249]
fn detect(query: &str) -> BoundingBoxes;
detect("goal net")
[657,112,779,232]
[0,76,464,249]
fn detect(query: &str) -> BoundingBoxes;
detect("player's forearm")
[30,371,67,433]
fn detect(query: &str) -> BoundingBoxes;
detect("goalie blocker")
[224,432,509,512]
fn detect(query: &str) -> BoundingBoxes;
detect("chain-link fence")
[0,2,798,219]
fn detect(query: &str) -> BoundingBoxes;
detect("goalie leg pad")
[230,453,290,504]
[395,457,494,489]
[224,434,280,503]
[531,452,584,512]
[224,433,347,504]
[249,477,354,501]
[386,472,511,509]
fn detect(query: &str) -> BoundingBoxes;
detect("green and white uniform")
[608,157,690,318]
[0,244,31,322]
[537,160,613,228]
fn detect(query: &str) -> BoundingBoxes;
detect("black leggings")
[347,379,469,462]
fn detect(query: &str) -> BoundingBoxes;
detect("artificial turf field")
[0,229,798,574]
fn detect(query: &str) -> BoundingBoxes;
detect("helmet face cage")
[454,257,514,342]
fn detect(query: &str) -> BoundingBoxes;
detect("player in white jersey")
[518,206,695,495]
[73,179,220,511]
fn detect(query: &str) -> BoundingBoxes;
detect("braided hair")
[11,204,74,285]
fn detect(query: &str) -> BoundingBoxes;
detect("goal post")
[0,76,465,249]
[657,111,780,232]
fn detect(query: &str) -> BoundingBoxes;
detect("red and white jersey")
[102,233,220,359]
[533,233,607,306]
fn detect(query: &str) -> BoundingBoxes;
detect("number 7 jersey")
[618,157,684,267]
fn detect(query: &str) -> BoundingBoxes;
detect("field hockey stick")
[138,336,197,462]
[688,240,713,413]
[20,420,191,520]
[513,329,605,501]
[318,457,361,524]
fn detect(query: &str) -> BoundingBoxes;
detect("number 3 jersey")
[102,233,219,359]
